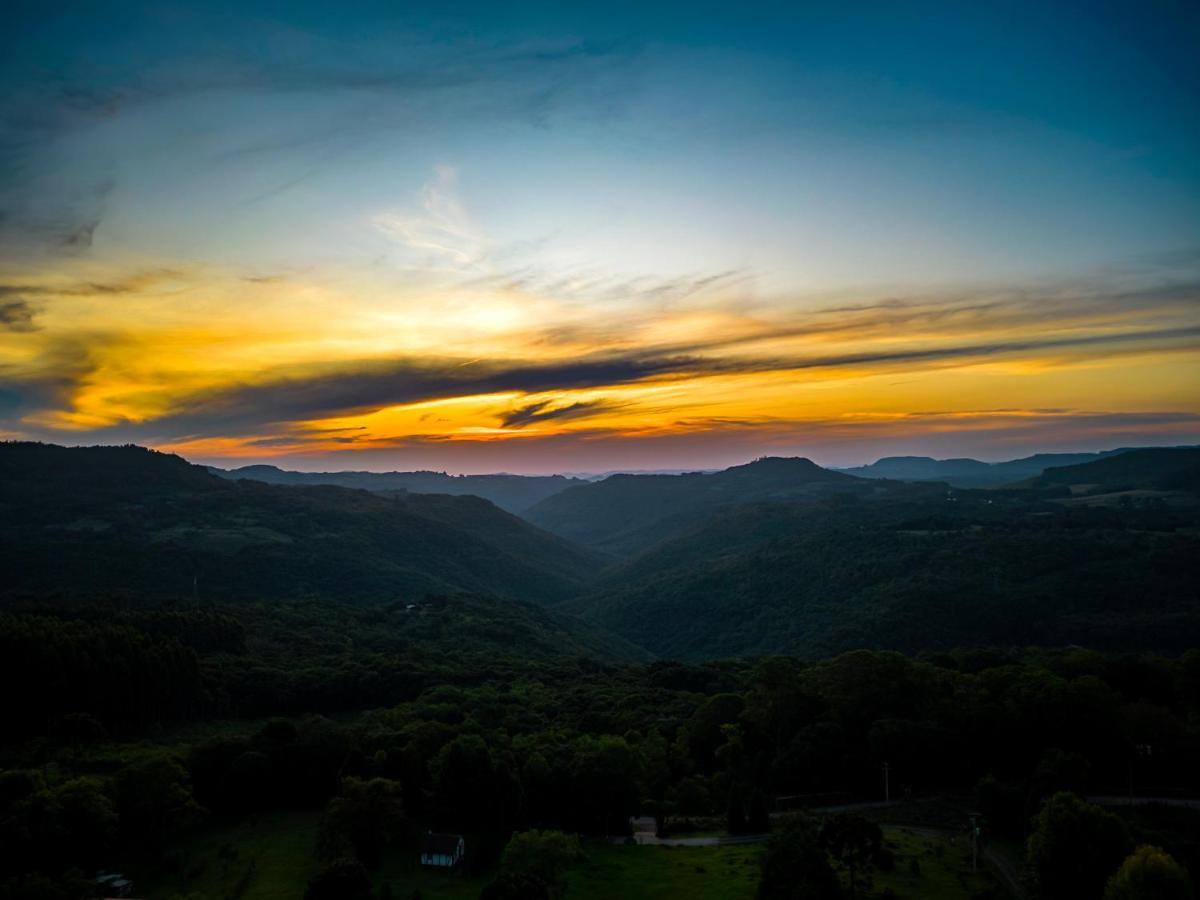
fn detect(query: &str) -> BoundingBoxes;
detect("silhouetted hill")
[841,450,1126,486]
[1026,447,1200,494]
[568,488,1200,660]
[212,464,584,513]
[0,442,603,605]
[523,456,865,556]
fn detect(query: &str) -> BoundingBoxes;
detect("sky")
[1,1,1198,473]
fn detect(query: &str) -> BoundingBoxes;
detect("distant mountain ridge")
[211,463,584,513]
[1028,447,1200,493]
[523,456,866,557]
[839,449,1133,486]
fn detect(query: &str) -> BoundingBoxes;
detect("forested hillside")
[524,456,862,556]
[0,443,601,605]
[1,593,646,740]
[569,485,1200,660]
[1027,447,1200,493]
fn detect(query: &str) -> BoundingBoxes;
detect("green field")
[568,843,763,900]
[137,817,1000,900]
[872,829,1001,899]
[135,811,323,900]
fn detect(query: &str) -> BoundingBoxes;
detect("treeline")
[3,638,1199,896]
[575,492,1200,660]
[0,613,205,736]
[0,595,640,740]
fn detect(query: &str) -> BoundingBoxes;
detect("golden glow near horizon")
[3,233,1198,470]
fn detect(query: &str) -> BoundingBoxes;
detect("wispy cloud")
[372,166,754,308]
[373,166,487,267]
[0,14,637,252]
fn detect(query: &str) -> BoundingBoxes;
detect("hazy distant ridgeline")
[212,464,586,514]
[837,446,1200,487]
[839,451,1123,486]
[522,456,863,557]
[518,449,1198,556]
[0,443,601,605]
[208,447,1188,527]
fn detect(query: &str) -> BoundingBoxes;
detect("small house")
[420,832,465,868]
[95,872,134,897]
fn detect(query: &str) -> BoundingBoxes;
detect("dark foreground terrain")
[1,442,1198,900]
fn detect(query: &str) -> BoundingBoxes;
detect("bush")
[1105,845,1194,900]
[758,821,840,900]
[495,831,581,900]
[1026,793,1131,900]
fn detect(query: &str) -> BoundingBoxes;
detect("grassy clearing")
[567,843,762,900]
[371,855,490,900]
[134,810,489,900]
[873,827,1002,899]
[135,810,322,900]
[136,819,1001,900]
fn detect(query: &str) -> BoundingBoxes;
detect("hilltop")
[523,456,864,557]
[0,442,602,606]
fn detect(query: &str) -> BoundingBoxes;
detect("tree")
[52,778,118,871]
[316,778,406,868]
[570,735,641,835]
[1105,845,1194,900]
[758,820,840,900]
[304,857,372,900]
[819,814,882,898]
[430,735,505,835]
[670,777,711,816]
[747,789,771,834]
[726,786,748,836]
[496,830,581,900]
[111,754,205,846]
[52,713,106,748]
[1027,792,1131,900]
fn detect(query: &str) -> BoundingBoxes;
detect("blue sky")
[0,1,1197,471]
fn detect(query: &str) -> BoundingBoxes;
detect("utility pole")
[883,762,890,803]
[1130,744,1152,806]
[968,813,981,872]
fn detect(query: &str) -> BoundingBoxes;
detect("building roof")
[421,833,463,854]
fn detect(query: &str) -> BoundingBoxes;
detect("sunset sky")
[1,1,1198,473]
